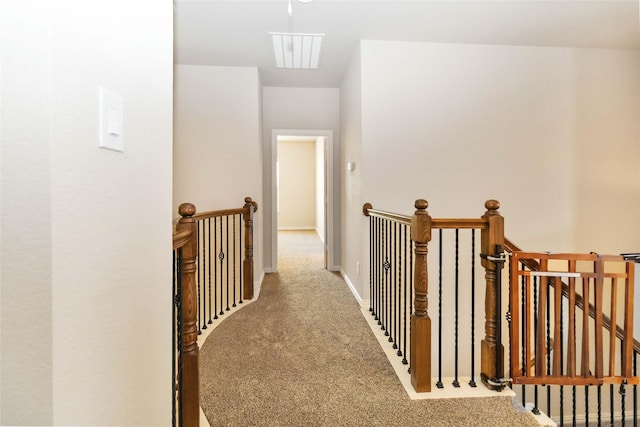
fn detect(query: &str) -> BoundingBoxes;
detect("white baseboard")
[277,227,315,231]
[340,268,364,306]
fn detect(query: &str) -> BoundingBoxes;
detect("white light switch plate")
[99,86,124,152]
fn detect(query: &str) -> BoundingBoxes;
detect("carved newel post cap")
[178,203,196,218]
[485,199,500,211]
[244,197,252,204]
[415,199,429,210]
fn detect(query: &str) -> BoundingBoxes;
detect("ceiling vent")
[270,32,324,69]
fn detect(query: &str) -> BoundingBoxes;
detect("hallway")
[198,231,539,426]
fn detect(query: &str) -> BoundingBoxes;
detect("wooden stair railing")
[363,199,506,392]
[171,197,257,427]
[174,203,199,427]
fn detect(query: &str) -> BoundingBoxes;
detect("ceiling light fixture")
[270,32,324,69]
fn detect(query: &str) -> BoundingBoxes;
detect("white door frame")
[271,129,336,271]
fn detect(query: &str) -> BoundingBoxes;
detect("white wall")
[315,137,326,242]
[345,40,640,303]
[174,64,264,278]
[1,1,174,425]
[1,5,53,423]
[278,140,316,229]
[262,87,340,270]
[339,48,364,297]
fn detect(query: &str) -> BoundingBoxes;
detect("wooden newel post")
[243,197,257,301]
[410,199,432,392]
[176,203,200,427]
[480,199,505,390]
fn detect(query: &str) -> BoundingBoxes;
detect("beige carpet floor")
[199,231,540,426]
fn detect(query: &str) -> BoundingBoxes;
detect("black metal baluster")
[173,248,183,427]
[226,216,230,312]
[376,217,380,323]
[172,250,177,427]
[392,222,398,347]
[214,218,218,319]
[533,276,540,415]
[598,384,602,426]
[232,215,237,308]
[201,219,207,330]
[453,228,460,388]
[546,276,551,418]
[396,222,402,355]
[612,384,615,426]
[238,214,244,304]
[436,229,443,389]
[385,219,391,337]
[369,216,373,314]
[208,218,212,324]
[470,229,477,387]
[584,386,589,427]
[381,219,386,330]
[219,216,224,316]
[559,283,564,426]
[402,224,408,365]
[388,222,398,348]
[521,263,526,406]
[375,217,380,322]
[196,222,202,335]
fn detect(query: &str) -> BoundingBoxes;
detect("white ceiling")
[174,0,640,88]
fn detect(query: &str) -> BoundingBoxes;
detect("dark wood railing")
[173,203,199,427]
[364,199,505,392]
[171,197,257,427]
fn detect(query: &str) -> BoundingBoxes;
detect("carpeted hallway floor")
[199,230,540,426]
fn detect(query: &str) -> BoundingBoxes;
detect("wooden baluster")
[410,199,432,392]
[480,199,505,390]
[243,197,257,301]
[176,203,200,427]
[622,261,635,378]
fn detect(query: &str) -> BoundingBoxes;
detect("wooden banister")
[479,200,505,390]
[363,203,411,225]
[175,203,200,427]
[410,199,432,392]
[242,197,257,301]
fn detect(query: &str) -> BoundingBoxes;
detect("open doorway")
[271,129,335,272]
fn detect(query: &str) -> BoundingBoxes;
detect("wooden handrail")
[363,203,489,230]
[193,200,258,221]
[172,228,194,251]
[504,238,640,355]
[362,203,411,225]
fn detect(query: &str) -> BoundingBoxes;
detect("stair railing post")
[176,203,200,427]
[410,199,432,392]
[480,199,505,390]
[242,197,257,300]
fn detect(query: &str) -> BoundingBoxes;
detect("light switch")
[99,86,124,152]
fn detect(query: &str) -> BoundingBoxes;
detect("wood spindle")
[480,199,505,390]
[622,261,635,378]
[410,199,432,392]
[176,203,200,427]
[242,197,257,301]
